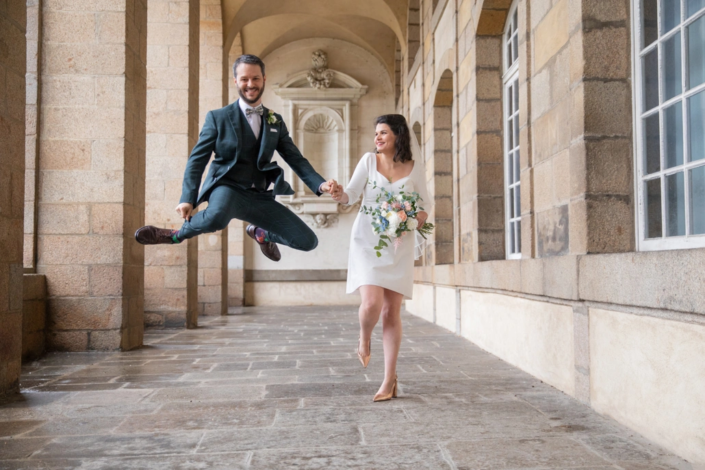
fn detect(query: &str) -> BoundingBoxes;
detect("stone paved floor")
[0,306,694,469]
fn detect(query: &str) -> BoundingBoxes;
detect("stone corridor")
[0,307,692,469]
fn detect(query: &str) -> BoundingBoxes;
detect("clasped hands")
[321,179,347,203]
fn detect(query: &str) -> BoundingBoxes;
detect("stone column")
[227,221,245,307]
[0,0,26,395]
[144,0,199,328]
[197,0,226,316]
[226,36,244,308]
[24,0,41,270]
[36,0,147,351]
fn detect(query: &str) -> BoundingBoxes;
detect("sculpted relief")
[306,50,334,89]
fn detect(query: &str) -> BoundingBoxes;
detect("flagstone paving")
[0,306,695,469]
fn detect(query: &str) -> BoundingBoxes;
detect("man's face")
[235,63,266,105]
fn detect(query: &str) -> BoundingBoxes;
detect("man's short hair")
[233,55,265,77]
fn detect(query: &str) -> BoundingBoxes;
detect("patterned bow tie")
[246,105,264,116]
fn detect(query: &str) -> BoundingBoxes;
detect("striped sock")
[171,230,181,244]
[254,228,269,243]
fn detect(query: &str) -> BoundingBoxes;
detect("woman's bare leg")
[358,285,384,356]
[376,288,404,396]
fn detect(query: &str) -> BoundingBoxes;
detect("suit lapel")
[227,100,243,150]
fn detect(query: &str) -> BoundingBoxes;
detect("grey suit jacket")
[179,100,326,207]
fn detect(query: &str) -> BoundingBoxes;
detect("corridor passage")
[0,307,690,469]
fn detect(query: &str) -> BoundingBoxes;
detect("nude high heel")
[357,337,370,368]
[373,375,398,402]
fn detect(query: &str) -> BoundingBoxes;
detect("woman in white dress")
[331,114,430,402]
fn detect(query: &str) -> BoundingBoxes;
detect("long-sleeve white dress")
[343,152,432,299]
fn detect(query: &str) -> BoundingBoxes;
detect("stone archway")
[432,69,454,266]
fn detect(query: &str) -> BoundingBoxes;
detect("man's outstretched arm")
[180,111,218,207]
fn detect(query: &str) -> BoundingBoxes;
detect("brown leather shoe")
[135,226,178,245]
[246,224,281,262]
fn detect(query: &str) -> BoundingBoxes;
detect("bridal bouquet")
[361,181,434,257]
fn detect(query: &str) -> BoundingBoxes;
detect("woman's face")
[375,123,396,154]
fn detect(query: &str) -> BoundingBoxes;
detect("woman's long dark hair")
[375,114,412,163]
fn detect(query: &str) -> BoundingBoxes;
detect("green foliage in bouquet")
[360,180,435,257]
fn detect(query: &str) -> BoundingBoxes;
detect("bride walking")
[331,114,431,402]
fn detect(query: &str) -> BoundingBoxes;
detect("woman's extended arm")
[332,153,370,205]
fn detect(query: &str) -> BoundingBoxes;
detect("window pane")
[667,172,686,236]
[645,113,661,174]
[643,0,659,47]
[690,90,705,162]
[687,0,705,17]
[506,40,513,69]
[514,184,521,217]
[514,151,520,184]
[664,102,684,168]
[509,223,516,254]
[512,34,518,63]
[507,152,514,183]
[646,178,663,238]
[663,33,682,101]
[513,115,520,148]
[515,219,521,252]
[508,117,514,148]
[691,165,705,234]
[688,15,705,89]
[644,49,659,110]
[661,0,681,33]
[509,187,515,218]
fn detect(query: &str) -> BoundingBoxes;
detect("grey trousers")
[177,184,318,251]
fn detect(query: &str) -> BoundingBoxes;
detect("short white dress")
[343,152,432,299]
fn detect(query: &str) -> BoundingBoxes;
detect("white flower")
[386,228,398,238]
[387,212,400,227]
[267,110,278,124]
[396,195,403,201]
[407,218,419,231]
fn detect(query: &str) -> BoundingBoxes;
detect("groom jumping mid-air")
[135,54,339,261]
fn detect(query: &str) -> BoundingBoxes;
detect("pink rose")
[404,201,411,211]
[398,211,407,222]
[382,202,389,210]
[392,202,402,210]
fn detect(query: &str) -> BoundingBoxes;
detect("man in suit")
[135,54,339,262]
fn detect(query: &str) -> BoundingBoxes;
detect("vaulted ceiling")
[222,0,409,79]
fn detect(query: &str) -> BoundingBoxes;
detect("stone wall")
[402,0,705,463]
[0,0,26,396]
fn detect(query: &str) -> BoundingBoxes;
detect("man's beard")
[238,83,265,105]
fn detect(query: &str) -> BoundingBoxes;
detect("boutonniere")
[266,110,278,125]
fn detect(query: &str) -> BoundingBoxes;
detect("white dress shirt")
[238,99,262,139]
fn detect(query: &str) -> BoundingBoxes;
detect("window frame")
[632,0,705,251]
[503,0,521,259]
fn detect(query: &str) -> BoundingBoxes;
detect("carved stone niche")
[273,65,367,225]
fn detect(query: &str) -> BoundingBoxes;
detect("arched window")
[634,0,705,250]
[503,1,521,258]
